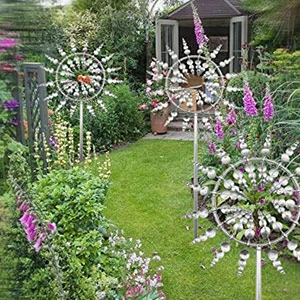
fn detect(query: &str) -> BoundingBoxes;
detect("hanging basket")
[150,107,169,134]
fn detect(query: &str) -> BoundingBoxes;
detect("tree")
[0,0,57,55]
[67,0,147,87]
[243,0,300,50]
[163,0,185,6]
[72,0,132,13]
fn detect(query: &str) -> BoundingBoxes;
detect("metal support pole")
[193,112,199,239]
[256,246,262,300]
[79,100,84,161]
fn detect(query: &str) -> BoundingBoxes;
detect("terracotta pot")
[150,107,168,134]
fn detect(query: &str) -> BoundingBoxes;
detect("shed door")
[156,19,179,65]
[230,16,248,73]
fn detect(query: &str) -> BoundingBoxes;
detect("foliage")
[225,71,270,108]
[58,9,100,49]
[5,157,165,299]
[72,83,147,152]
[0,78,25,193]
[3,127,164,299]
[161,0,187,14]
[104,139,300,300]
[61,1,146,87]
[242,0,300,50]
[267,49,300,144]
[72,0,132,12]
[0,0,51,55]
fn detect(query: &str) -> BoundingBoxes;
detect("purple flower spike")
[3,99,19,111]
[18,203,29,211]
[47,222,56,232]
[192,4,209,46]
[243,83,258,116]
[208,141,216,154]
[9,119,20,126]
[34,236,43,252]
[259,199,265,205]
[226,109,236,125]
[263,88,274,121]
[20,212,30,225]
[215,120,224,140]
[255,228,260,237]
[0,38,17,49]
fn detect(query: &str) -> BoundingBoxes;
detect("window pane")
[233,22,242,72]
[161,24,174,65]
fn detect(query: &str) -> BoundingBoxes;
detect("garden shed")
[156,0,249,72]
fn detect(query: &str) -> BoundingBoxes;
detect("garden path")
[143,130,194,141]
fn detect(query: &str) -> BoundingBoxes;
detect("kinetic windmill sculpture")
[186,131,300,299]
[160,3,234,240]
[44,41,121,160]
[159,3,300,300]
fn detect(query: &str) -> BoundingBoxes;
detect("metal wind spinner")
[44,41,121,159]
[184,132,300,299]
[163,35,300,300]
[164,39,234,127]
[163,38,235,239]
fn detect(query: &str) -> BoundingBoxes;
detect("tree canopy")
[243,0,300,50]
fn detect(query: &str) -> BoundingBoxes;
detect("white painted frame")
[230,16,248,73]
[155,19,179,62]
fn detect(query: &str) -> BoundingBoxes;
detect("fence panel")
[23,63,49,175]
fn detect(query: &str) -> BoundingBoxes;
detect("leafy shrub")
[6,151,165,299]
[0,79,25,194]
[225,71,270,108]
[74,83,146,152]
[255,48,300,146]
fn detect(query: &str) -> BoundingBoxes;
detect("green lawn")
[104,139,300,300]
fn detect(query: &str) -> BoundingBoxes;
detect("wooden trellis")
[23,63,49,175]
[11,69,25,145]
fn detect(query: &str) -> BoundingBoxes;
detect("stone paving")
[143,130,194,141]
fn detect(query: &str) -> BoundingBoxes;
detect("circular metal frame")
[165,54,225,114]
[212,157,300,248]
[55,52,106,102]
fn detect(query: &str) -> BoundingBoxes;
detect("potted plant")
[140,59,169,134]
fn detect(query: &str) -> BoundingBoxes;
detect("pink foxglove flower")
[263,88,274,121]
[19,212,30,225]
[47,222,57,232]
[18,203,29,211]
[243,83,258,116]
[226,109,236,125]
[192,4,209,46]
[215,120,224,140]
[0,38,17,49]
[208,141,216,154]
[34,236,43,252]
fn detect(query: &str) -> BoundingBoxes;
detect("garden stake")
[44,42,121,161]
[193,111,199,238]
[164,39,229,241]
[256,246,262,300]
[164,3,300,299]
[79,99,84,161]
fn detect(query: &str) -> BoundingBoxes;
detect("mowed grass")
[104,139,300,300]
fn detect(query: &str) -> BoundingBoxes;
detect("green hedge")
[72,83,147,152]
